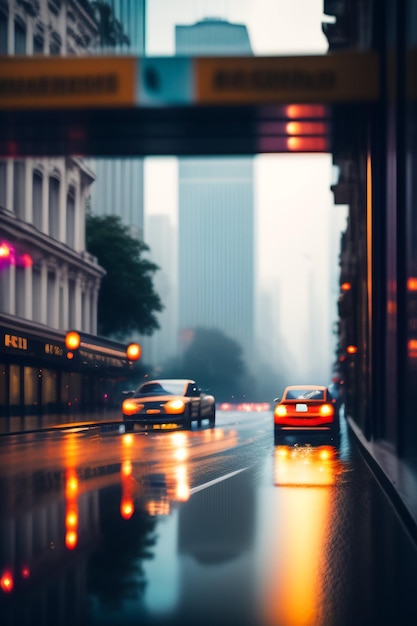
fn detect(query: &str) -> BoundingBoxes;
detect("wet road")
[1,410,417,626]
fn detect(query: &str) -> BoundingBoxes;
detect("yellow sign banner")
[195,52,379,104]
[0,56,136,109]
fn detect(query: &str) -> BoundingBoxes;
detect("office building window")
[49,34,61,55]
[33,35,44,54]
[14,18,26,54]
[0,12,7,54]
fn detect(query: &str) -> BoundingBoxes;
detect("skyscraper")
[175,18,255,362]
[89,1,146,241]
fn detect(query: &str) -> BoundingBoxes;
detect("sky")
[144,0,348,384]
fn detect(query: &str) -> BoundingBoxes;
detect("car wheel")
[124,421,134,432]
[209,405,216,428]
[274,428,283,445]
[183,406,192,430]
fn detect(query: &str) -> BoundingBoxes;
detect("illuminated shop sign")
[45,343,64,357]
[0,326,130,371]
[4,334,28,351]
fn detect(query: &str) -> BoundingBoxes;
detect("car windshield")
[285,388,324,400]
[136,381,187,396]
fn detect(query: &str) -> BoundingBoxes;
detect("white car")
[122,378,216,431]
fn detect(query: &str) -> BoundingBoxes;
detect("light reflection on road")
[256,441,349,626]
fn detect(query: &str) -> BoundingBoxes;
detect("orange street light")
[347,345,358,354]
[65,331,81,351]
[126,343,141,361]
[341,282,352,291]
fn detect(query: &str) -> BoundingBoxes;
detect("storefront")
[0,316,140,416]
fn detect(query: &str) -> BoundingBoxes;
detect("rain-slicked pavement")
[1,409,417,626]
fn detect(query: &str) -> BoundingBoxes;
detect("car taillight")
[165,399,186,414]
[319,404,334,416]
[274,405,287,418]
[122,400,142,415]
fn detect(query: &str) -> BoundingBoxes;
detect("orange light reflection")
[408,339,417,358]
[407,277,417,291]
[65,468,79,550]
[261,445,340,626]
[287,136,327,152]
[286,104,326,119]
[286,122,326,135]
[0,570,14,593]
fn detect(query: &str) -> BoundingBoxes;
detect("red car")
[273,385,339,437]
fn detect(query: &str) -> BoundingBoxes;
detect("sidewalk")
[348,416,417,543]
[0,409,124,436]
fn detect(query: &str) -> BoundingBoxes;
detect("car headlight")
[122,400,143,415]
[274,405,287,417]
[164,399,186,414]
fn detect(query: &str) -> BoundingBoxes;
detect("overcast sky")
[144,0,348,383]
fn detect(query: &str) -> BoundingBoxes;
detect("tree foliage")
[86,213,163,339]
[162,327,249,401]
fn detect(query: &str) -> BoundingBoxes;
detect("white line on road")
[190,467,249,495]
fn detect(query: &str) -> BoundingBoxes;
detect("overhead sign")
[138,57,193,104]
[0,56,136,109]
[0,52,379,110]
[195,52,379,104]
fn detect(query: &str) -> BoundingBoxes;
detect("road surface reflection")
[259,443,347,626]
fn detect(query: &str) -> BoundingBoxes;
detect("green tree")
[162,327,248,402]
[86,213,163,339]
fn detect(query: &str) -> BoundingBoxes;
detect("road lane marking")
[190,467,249,495]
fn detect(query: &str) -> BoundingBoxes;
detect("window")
[33,170,43,229]
[42,369,58,410]
[32,266,42,322]
[9,365,20,406]
[48,176,60,238]
[49,34,61,55]
[15,265,26,317]
[68,278,76,328]
[0,161,6,207]
[33,35,44,54]
[13,161,26,218]
[24,367,39,407]
[66,188,75,247]
[0,363,7,408]
[14,18,26,54]
[47,270,56,326]
[0,12,7,54]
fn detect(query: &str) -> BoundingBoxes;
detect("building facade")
[0,0,135,415]
[326,0,417,529]
[175,18,255,363]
